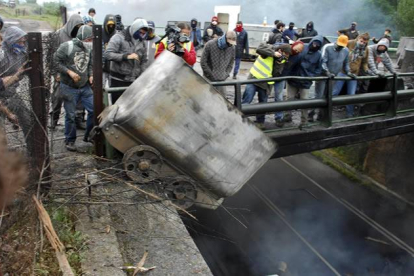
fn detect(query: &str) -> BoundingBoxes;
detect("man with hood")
[338,22,360,40]
[282,22,299,44]
[54,25,95,152]
[190,18,203,52]
[155,22,196,66]
[145,20,160,65]
[50,14,84,130]
[286,36,323,124]
[300,21,318,38]
[0,26,34,154]
[332,33,370,117]
[367,38,395,77]
[105,18,149,103]
[267,22,285,45]
[102,14,116,85]
[203,16,224,43]
[242,43,291,129]
[0,16,3,45]
[201,31,236,96]
[233,21,249,79]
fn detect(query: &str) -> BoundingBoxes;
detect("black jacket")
[267,30,283,45]
[300,21,318,38]
[234,29,249,58]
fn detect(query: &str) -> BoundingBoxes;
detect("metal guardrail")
[103,73,414,128]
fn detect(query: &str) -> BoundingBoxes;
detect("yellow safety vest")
[250,56,275,85]
[157,37,192,53]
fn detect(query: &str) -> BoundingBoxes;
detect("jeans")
[287,83,310,121]
[233,57,242,76]
[274,81,285,120]
[60,83,94,143]
[332,72,357,116]
[242,84,268,123]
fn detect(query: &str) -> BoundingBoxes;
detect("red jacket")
[155,40,196,66]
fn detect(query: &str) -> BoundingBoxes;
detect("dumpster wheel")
[164,176,198,209]
[122,145,163,183]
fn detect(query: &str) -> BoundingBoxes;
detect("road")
[184,153,414,276]
[2,18,53,33]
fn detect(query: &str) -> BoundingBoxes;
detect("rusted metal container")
[99,51,277,202]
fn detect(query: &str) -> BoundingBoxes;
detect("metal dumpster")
[99,51,277,209]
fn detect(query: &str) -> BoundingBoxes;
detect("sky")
[34,0,392,38]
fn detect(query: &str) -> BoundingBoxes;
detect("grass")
[324,144,368,172]
[34,206,87,275]
[0,4,62,31]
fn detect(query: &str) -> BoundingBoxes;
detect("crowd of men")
[0,10,397,151]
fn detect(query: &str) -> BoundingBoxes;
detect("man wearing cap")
[201,31,236,96]
[338,22,360,40]
[203,16,224,43]
[54,25,95,151]
[315,35,353,119]
[145,20,161,65]
[282,22,299,44]
[332,33,370,117]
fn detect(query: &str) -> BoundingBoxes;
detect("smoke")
[65,0,394,38]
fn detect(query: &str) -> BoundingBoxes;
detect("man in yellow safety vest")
[242,43,291,129]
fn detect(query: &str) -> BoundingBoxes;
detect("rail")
[103,73,414,128]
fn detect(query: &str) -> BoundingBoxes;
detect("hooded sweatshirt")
[0,16,3,43]
[54,14,84,46]
[346,38,369,75]
[102,14,116,45]
[190,18,203,50]
[54,25,93,88]
[203,20,224,43]
[105,18,148,82]
[368,38,395,74]
[0,26,27,79]
[289,36,323,89]
[300,21,318,38]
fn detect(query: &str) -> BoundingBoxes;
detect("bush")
[43,2,60,16]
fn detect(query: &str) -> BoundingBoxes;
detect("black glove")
[377,72,386,78]
[347,72,357,79]
[325,71,335,79]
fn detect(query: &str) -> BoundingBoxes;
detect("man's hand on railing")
[347,72,357,79]
[324,71,336,79]
[377,72,386,78]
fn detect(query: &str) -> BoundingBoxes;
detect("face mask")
[310,45,320,52]
[357,42,365,48]
[107,25,115,34]
[133,30,147,41]
[191,22,197,28]
[12,43,26,55]
[83,41,93,50]
[212,21,218,26]
[71,26,81,38]
[351,25,356,31]
[235,25,243,32]
[289,26,294,30]
[335,44,344,51]
[377,49,386,54]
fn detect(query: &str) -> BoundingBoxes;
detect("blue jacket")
[234,29,249,58]
[190,28,203,50]
[282,28,298,43]
[321,43,350,75]
[288,36,323,89]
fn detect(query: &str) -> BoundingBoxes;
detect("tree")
[397,0,414,36]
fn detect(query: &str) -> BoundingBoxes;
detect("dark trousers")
[109,78,133,104]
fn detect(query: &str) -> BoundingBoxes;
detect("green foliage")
[43,2,60,16]
[26,0,37,3]
[397,0,414,36]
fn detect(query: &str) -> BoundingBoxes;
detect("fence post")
[234,83,242,109]
[322,79,333,127]
[28,32,51,188]
[60,6,67,25]
[386,74,398,117]
[93,25,104,157]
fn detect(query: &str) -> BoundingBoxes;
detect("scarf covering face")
[350,42,365,62]
[217,35,228,50]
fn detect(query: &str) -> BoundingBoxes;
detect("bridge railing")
[103,73,414,128]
